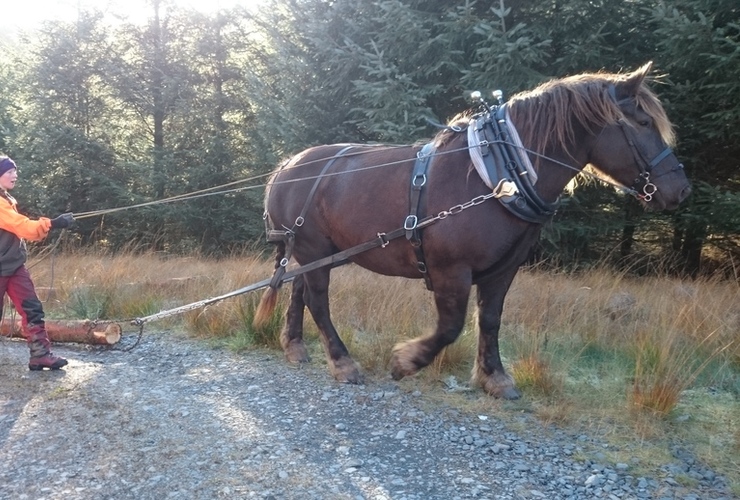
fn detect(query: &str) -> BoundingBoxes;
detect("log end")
[104,323,122,344]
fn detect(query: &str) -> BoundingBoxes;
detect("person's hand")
[50,213,75,229]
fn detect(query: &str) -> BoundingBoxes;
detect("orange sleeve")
[0,198,52,242]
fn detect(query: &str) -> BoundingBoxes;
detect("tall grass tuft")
[628,331,683,416]
[67,285,114,319]
[511,353,560,397]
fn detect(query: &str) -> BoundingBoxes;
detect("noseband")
[608,85,684,202]
[616,122,682,202]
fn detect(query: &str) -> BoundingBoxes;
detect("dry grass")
[511,354,562,397]
[22,247,740,490]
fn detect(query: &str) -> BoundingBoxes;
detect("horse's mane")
[434,64,675,159]
[508,64,675,156]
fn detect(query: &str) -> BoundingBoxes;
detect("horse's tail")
[253,241,285,328]
[254,286,278,328]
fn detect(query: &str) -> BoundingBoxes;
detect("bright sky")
[6,0,262,34]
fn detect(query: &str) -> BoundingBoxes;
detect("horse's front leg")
[303,268,363,384]
[391,271,471,379]
[471,269,521,399]
[280,275,310,363]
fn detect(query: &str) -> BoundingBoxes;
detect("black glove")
[50,213,75,229]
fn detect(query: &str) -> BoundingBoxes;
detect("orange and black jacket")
[0,191,52,276]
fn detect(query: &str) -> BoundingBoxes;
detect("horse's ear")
[616,61,652,100]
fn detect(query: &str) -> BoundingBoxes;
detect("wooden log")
[0,319,122,345]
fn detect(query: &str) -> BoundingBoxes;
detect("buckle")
[404,215,418,231]
[493,179,518,198]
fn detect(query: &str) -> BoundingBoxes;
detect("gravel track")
[0,331,733,499]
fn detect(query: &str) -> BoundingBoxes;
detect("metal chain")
[420,192,497,227]
[112,323,145,352]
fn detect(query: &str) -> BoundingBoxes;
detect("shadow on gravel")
[0,338,69,449]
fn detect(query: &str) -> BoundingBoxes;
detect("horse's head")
[587,62,691,211]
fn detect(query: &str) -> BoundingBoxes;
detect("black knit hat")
[0,157,17,177]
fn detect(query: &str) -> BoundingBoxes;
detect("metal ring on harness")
[412,174,427,187]
[377,232,389,248]
[641,174,657,201]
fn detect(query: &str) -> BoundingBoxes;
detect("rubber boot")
[27,327,68,371]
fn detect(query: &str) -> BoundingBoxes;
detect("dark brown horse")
[255,62,691,399]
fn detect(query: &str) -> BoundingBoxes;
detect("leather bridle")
[608,85,684,202]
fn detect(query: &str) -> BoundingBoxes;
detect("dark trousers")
[0,265,49,355]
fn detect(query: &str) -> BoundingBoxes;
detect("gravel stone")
[0,331,732,499]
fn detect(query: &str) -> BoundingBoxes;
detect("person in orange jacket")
[0,156,74,370]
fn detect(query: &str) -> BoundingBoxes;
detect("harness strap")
[406,142,435,291]
[649,147,673,169]
[268,230,294,289]
[265,212,441,294]
[294,145,356,230]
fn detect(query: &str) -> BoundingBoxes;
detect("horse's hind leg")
[391,272,471,379]
[301,267,363,384]
[280,275,310,363]
[470,269,520,400]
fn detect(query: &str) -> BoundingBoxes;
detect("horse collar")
[468,104,560,224]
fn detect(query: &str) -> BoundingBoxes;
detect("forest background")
[0,0,737,277]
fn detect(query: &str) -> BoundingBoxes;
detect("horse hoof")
[390,366,406,381]
[499,387,521,400]
[471,370,520,399]
[283,341,310,364]
[331,357,364,385]
[390,341,422,380]
[390,357,419,381]
[341,372,365,385]
[483,384,521,399]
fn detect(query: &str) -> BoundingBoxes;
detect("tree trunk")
[681,223,706,277]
